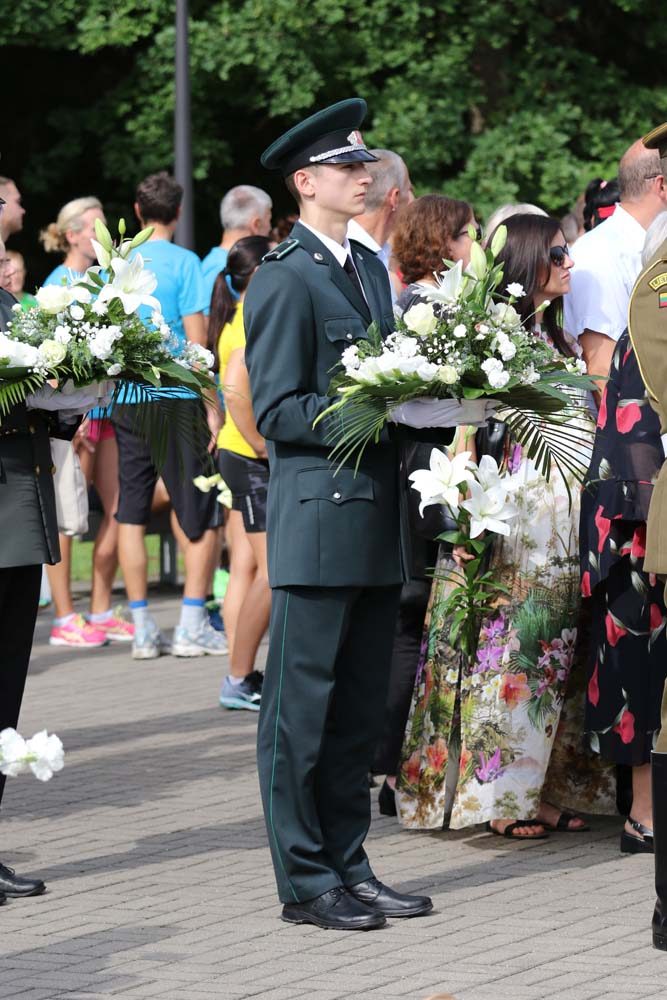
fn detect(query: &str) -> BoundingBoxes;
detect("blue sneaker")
[219,671,263,711]
[207,605,225,633]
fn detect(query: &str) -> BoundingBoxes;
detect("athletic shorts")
[113,401,224,541]
[217,448,269,534]
[86,418,115,444]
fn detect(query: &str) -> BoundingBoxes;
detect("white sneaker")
[132,621,168,660]
[172,619,229,657]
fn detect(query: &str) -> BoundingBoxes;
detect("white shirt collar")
[347,219,382,255]
[604,203,646,247]
[299,220,350,268]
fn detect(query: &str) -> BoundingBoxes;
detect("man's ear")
[134,201,143,224]
[388,187,400,212]
[293,168,316,200]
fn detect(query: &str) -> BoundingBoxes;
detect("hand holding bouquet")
[317,226,594,484]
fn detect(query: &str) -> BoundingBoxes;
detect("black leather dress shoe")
[0,891,6,905]
[348,877,433,918]
[0,864,46,898]
[282,886,386,930]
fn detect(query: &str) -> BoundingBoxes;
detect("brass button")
[35,465,40,474]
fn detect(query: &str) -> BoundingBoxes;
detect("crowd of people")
[2,99,667,937]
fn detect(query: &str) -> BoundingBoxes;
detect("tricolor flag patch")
[660,291,667,309]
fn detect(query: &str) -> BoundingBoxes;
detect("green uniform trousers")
[257,583,403,903]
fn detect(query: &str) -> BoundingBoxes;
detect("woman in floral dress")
[580,325,667,852]
[397,214,596,837]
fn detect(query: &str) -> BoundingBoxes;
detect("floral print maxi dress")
[396,422,597,830]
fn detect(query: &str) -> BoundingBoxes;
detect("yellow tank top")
[216,306,257,459]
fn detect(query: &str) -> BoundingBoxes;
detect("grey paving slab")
[1,593,664,1000]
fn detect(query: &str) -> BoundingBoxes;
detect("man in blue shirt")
[201,185,272,309]
[113,172,226,659]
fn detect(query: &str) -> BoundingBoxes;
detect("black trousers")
[257,583,402,903]
[373,577,432,776]
[0,564,41,808]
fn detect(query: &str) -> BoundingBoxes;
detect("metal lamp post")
[174,0,194,249]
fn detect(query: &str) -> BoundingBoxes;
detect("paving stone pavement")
[1,593,663,1000]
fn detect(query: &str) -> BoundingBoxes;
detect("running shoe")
[49,615,109,648]
[92,610,135,643]
[172,619,229,657]
[219,670,263,711]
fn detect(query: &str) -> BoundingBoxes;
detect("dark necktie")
[343,255,365,302]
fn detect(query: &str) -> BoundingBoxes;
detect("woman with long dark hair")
[397,214,600,837]
[211,235,272,711]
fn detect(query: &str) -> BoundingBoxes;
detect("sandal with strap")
[620,816,654,854]
[486,819,549,840]
[540,808,590,833]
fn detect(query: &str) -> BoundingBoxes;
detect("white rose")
[106,363,122,376]
[38,339,67,366]
[35,284,76,315]
[452,323,467,339]
[69,304,85,321]
[341,344,360,371]
[481,357,503,376]
[496,334,517,361]
[415,360,440,381]
[487,368,510,389]
[438,364,459,385]
[506,282,526,298]
[402,302,438,337]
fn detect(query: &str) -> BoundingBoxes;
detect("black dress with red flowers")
[580,330,667,766]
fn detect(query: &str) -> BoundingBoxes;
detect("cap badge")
[347,130,364,147]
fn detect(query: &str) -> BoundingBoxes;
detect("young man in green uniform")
[244,98,484,930]
[627,121,667,951]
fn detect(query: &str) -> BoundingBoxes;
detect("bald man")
[564,139,667,401]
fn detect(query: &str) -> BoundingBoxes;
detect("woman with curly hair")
[391,195,478,314]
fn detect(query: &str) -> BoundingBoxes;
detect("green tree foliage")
[6,0,667,270]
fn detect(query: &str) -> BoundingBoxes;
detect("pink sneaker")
[49,614,109,648]
[93,614,135,643]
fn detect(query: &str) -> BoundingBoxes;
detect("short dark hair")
[135,172,183,224]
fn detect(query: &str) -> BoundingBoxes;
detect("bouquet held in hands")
[317,225,594,484]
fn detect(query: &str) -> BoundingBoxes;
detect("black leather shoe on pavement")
[281,886,386,930]
[0,864,46,897]
[348,877,433,918]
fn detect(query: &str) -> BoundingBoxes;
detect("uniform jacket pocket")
[324,316,369,345]
[297,466,375,504]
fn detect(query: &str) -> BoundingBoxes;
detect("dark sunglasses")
[549,244,570,267]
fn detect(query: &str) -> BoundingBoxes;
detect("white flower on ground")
[424,259,464,305]
[461,481,518,538]
[96,254,160,315]
[506,282,526,298]
[38,340,67,367]
[24,731,64,781]
[408,448,475,516]
[0,729,29,777]
[403,302,438,337]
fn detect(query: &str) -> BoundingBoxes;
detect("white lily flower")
[408,448,475,516]
[24,731,65,782]
[96,255,160,315]
[461,481,518,538]
[91,238,112,270]
[424,259,464,305]
[468,240,488,281]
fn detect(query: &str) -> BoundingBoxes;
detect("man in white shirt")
[347,149,412,287]
[564,139,667,400]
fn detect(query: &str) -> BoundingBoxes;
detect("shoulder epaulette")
[262,238,300,262]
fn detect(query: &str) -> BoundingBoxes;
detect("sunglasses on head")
[549,244,570,267]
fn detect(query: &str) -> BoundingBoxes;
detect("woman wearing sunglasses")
[396,214,606,838]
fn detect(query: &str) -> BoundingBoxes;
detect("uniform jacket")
[628,238,667,574]
[0,289,61,568]
[244,221,409,588]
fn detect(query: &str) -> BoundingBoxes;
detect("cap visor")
[319,149,380,164]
